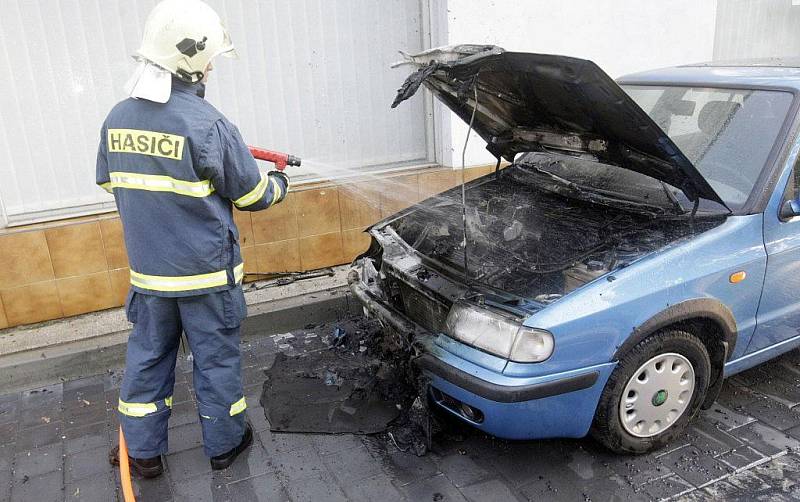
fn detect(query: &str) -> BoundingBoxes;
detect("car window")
[784,156,800,202]
[622,85,793,210]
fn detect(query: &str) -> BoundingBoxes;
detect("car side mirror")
[780,199,800,220]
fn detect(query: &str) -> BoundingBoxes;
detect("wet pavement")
[4,320,800,501]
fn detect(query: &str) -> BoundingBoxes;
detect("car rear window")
[622,85,793,210]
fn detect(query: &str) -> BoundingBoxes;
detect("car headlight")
[445,302,554,362]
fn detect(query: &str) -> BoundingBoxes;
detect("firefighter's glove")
[268,170,289,204]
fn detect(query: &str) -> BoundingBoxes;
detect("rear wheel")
[591,329,710,454]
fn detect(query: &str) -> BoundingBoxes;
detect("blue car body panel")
[745,138,800,355]
[515,213,767,374]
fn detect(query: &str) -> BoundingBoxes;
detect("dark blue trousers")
[119,286,247,458]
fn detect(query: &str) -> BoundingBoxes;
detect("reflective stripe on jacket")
[96,79,288,297]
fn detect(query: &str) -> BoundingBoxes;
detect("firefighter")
[98,0,288,477]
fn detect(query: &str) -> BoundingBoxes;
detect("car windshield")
[621,85,793,210]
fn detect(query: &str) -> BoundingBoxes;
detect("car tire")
[591,329,711,454]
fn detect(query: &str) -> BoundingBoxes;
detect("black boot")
[210,422,253,470]
[109,446,164,479]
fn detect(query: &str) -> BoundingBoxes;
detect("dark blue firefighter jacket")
[96,79,288,296]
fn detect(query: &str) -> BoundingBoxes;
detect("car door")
[750,150,800,353]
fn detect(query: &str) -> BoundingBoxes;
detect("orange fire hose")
[118,426,136,502]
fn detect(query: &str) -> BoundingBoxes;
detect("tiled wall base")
[0,164,496,329]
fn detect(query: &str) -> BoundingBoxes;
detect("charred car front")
[349,46,800,453]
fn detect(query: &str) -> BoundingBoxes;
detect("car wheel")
[591,329,711,454]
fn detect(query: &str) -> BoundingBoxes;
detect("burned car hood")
[391,45,725,206]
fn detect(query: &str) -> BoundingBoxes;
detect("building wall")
[5,0,784,331]
[428,0,719,167]
[714,0,800,60]
[0,0,429,226]
[0,164,492,329]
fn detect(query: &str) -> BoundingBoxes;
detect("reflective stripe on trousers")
[118,396,173,417]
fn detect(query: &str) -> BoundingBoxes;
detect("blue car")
[349,45,800,453]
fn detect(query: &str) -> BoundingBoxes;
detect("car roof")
[618,57,800,90]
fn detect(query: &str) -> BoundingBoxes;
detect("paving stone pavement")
[4,325,800,501]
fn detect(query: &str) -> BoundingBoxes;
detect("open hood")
[391,45,725,206]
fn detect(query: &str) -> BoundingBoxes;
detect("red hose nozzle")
[248,146,301,172]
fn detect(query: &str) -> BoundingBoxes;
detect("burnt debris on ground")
[260,317,437,454]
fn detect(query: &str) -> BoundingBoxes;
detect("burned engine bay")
[380,153,726,304]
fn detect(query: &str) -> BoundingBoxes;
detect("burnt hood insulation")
[391,45,725,206]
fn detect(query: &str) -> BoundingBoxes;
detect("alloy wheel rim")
[619,352,695,438]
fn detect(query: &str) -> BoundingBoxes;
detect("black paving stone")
[103,371,125,391]
[0,399,18,426]
[64,421,109,455]
[603,451,674,487]
[167,422,203,454]
[740,395,800,431]
[0,467,10,502]
[244,404,269,433]
[519,472,629,502]
[65,472,115,502]
[723,468,773,494]
[13,443,63,480]
[10,469,63,502]
[702,403,757,431]
[213,439,272,483]
[63,395,107,417]
[130,470,174,502]
[20,385,63,410]
[323,443,384,485]
[717,445,768,471]
[65,446,109,482]
[15,421,63,451]
[171,383,193,405]
[283,469,348,502]
[473,441,576,487]
[226,471,289,502]
[342,472,405,502]
[401,473,468,502]
[716,382,759,408]
[0,442,13,469]
[171,472,228,502]
[383,449,440,487]
[166,447,211,481]
[270,443,330,481]
[242,365,268,387]
[460,478,524,502]
[311,432,363,456]
[657,445,732,487]
[737,421,800,456]
[63,375,105,394]
[743,373,800,408]
[436,452,490,488]
[168,401,199,428]
[642,474,695,501]
[258,429,316,455]
[20,406,62,429]
[0,422,15,445]
[679,417,743,457]
[751,453,800,487]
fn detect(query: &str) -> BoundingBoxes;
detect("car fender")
[614,298,737,361]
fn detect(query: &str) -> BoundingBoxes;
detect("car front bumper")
[348,267,616,440]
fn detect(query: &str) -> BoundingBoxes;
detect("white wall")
[714,0,800,60]
[0,0,429,226]
[427,0,719,167]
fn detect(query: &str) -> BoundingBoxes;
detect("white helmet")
[125,0,237,102]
